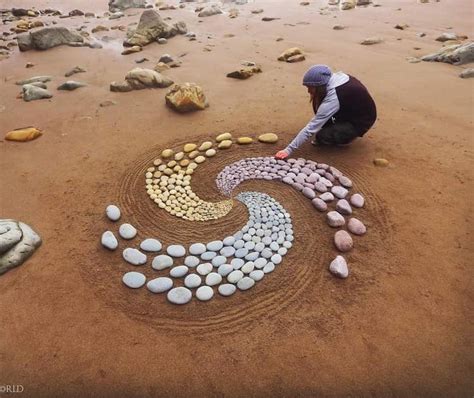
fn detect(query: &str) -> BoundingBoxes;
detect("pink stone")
[336,199,352,215]
[334,230,353,252]
[339,175,353,188]
[319,177,333,187]
[331,185,348,199]
[326,211,345,227]
[329,255,349,278]
[307,173,320,183]
[292,182,304,191]
[319,192,335,202]
[312,198,327,211]
[329,166,343,178]
[347,218,366,235]
[324,172,336,183]
[302,187,316,199]
[314,181,328,193]
[350,193,365,208]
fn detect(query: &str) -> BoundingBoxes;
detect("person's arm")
[283,89,340,156]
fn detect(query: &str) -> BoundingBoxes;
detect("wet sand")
[0,0,473,396]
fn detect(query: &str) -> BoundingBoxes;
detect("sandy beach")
[0,0,473,396]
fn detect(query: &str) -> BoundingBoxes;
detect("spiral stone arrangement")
[101,133,367,305]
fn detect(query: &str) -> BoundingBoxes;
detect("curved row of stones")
[145,132,278,221]
[102,191,293,304]
[215,157,367,279]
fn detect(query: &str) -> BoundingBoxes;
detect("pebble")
[347,218,367,235]
[167,244,186,257]
[170,265,189,278]
[254,258,267,269]
[314,181,328,193]
[338,176,352,188]
[147,277,173,293]
[167,287,192,304]
[263,262,275,273]
[199,141,213,151]
[119,223,137,239]
[218,284,237,296]
[201,251,217,261]
[235,248,249,258]
[195,155,206,163]
[258,133,278,143]
[196,286,214,301]
[205,149,216,157]
[207,240,223,251]
[218,263,233,276]
[197,262,213,275]
[140,238,162,252]
[237,137,253,144]
[101,231,118,250]
[231,258,244,269]
[183,143,197,152]
[122,272,146,288]
[189,243,206,255]
[329,255,349,278]
[237,277,255,290]
[249,270,264,281]
[350,193,365,208]
[334,230,353,252]
[161,149,174,158]
[106,204,121,221]
[220,246,236,257]
[331,186,349,199]
[302,187,316,199]
[312,198,327,212]
[327,211,345,227]
[211,255,226,267]
[223,236,236,246]
[241,261,255,274]
[216,132,232,142]
[184,255,200,267]
[271,254,282,265]
[319,192,335,202]
[336,199,352,215]
[123,248,147,265]
[227,270,244,283]
[205,272,222,286]
[184,273,202,288]
[218,140,233,149]
[151,254,173,270]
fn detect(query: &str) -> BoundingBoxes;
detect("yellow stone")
[184,143,197,152]
[258,133,279,143]
[167,160,177,168]
[237,137,253,144]
[147,166,155,172]
[188,162,198,170]
[163,168,174,175]
[145,172,153,178]
[218,139,232,149]
[153,158,162,166]
[5,127,42,142]
[161,149,174,158]
[195,155,206,164]
[174,152,184,161]
[180,159,190,167]
[198,141,213,151]
[373,158,389,167]
[188,150,199,159]
[205,149,216,157]
[216,132,232,142]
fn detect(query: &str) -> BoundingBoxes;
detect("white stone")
[205,272,222,286]
[152,254,173,270]
[334,230,353,252]
[196,286,214,301]
[227,270,244,283]
[184,255,200,267]
[147,277,173,293]
[338,176,352,188]
[170,265,189,278]
[207,240,223,251]
[237,277,255,291]
[348,218,367,235]
[263,262,275,273]
[245,251,259,261]
[241,261,255,274]
[220,246,236,257]
[254,258,267,269]
[101,231,118,250]
[106,204,121,221]
[312,198,327,212]
[197,262,213,275]
[249,270,264,281]
[119,223,137,239]
[212,255,226,267]
[235,248,249,258]
[331,186,349,199]
[167,244,186,257]
[329,255,349,278]
[350,193,365,208]
[167,287,192,304]
[218,263,233,276]
[327,211,345,227]
[201,251,217,261]
[319,192,335,202]
[271,254,282,265]
[189,242,206,255]
[122,271,146,288]
[122,248,147,265]
[140,238,162,252]
[231,258,244,269]
[184,273,202,288]
[218,283,237,296]
[223,236,236,246]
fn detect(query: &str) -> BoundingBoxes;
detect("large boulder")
[165,83,208,113]
[108,0,147,12]
[124,10,181,47]
[17,27,84,51]
[422,42,474,65]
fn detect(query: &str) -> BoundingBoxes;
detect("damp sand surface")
[0,0,473,396]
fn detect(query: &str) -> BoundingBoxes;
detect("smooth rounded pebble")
[231,258,244,269]
[338,176,352,188]
[331,186,349,199]
[106,204,121,221]
[329,255,349,278]
[227,270,244,283]
[170,265,189,278]
[258,133,278,143]
[218,140,232,149]
[212,255,226,267]
[201,251,217,261]
[183,143,197,152]
[218,283,237,296]
[218,263,233,276]
[147,277,173,293]
[167,287,192,304]
[263,262,275,273]
[223,236,236,246]
[350,193,365,208]
[319,192,335,202]
[207,240,223,251]
[336,199,352,215]
[241,261,255,274]
[123,248,147,265]
[205,272,222,286]
[237,137,253,144]
[216,132,232,142]
[119,223,137,239]
[189,243,206,255]
[101,231,118,250]
[167,244,186,257]
[161,149,174,158]
[327,211,345,227]
[220,246,236,257]
[347,218,367,235]
[140,238,162,252]
[196,286,214,301]
[302,187,316,199]
[197,262,213,275]
[205,149,216,157]
[312,198,327,212]
[184,273,202,288]
[184,255,200,267]
[237,276,255,290]
[334,230,353,252]
[249,270,264,281]
[254,258,267,269]
[152,254,173,270]
[122,271,146,288]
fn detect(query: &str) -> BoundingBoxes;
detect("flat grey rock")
[207,240,223,251]
[147,277,173,293]
[122,271,146,288]
[217,263,233,277]
[167,244,186,257]
[218,283,237,296]
[249,270,264,281]
[101,231,118,250]
[140,238,162,252]
[205,272,222,286]
[189,242,206,255]
[106,204,121,221]
[237,276,255,291]
[170,265,188,278]
[329,255,349,278]
[334,230,353,252]
[57,80,86,90]
[119,223,137,239]
[184,273,202,288]
[151,254,173,270]
[327,211,345,227]
[196,286,214,301]
[197,262,213,275]
[167,287,192,304]
[122,248,147,265]
[22,84,52,101]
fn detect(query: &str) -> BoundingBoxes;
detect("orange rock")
[5,127,42,142]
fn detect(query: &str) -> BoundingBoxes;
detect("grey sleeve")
[285,89,340,155]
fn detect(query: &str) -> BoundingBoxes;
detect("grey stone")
[184,273,201,288]
[122,271,146,288]
[17,27,84,52]
[302,187,316,199]
[241,261,255,274]
[170,265,189,278]
[198,5,223,17]
[184,255,200,267]
[167,287,192,304]
[101,231,118,250]
[106,204,121,221]
[196,262,213,275]
[334,230,353,252]
[245,251,259,261]
[22,84,52,101]
[319,192,335,202]
[57,80,86,90]
[348,218,367,235]
[233,240,245,249]
[140,238,162,252]
[16,76,52,86]
[189,242,206,255]
[460,68,474,78]
[167,244,186,257]
[207,240,223,251]
[350,193,365,208]
[254,258,267,269]
[124,68,174,89]
[119,223,137,239]
[261,248,273,258]
[109,0,146,12]
[223,236,236,246]
[422,42,474,65]
[65,66,86,77]
[329,255,349,278]
[124,10,176,47]
[217,263,233,277]
[151,254,173,270]
[205,272,222,286]
[0,221,22,254]
[235,248,249,258]
[123,248,147,265]
[271,254,282,265]
[147,277,173,293]
[327,211,345,227]
[196,285,214,301]
[218,283,237,296]
[237,276,255,290]
[336,199,352,215]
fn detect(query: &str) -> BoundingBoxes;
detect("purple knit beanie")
[302,65,332,86]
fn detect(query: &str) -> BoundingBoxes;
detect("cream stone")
[199,141,213,151]
[174,152,184,161]
[161,149,174,158]
[205,149,216,157]
[195,156,206,164]
[237,137,253,144]
[258,133,279,143]
[218,140,232,149]
[216,132,232,142]
[184,143,197,152]
[188,150,199,159]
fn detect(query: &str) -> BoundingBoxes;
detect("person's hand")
[275,149,289,160]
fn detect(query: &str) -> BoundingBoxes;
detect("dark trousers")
[315,119,359,146]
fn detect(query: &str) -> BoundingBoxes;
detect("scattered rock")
[198,5,223,17]
[421,42,474,65]
[65,66,86,77]
[123,248,147,265]
[170,265,189,278]
[373,158,389,167]
[435,33,467,42]
[334,230,353,252]
[340,0,356,10]
[218,283,236,296]
[165,83,208,113]
[258,133,279,143]
[329,255,349,278]
[135,57,149,63]
[5,127,42,142]
[57,81,87,90]
[124,10,179,47]
[17,27,84,51]
[92,25,109,33]
[327,211,345,227]
[262,17,280,22]
[167,286,192,304]
[106,205,121,221]
[122,271,146,288]
[101,231,119,250]
[147,277,173,293]
[152,254,173,270]
[119,223,137,239]
[331,185,349,199]
[336,199,352,215]
[218,140,232,149]
[100,100,117,107]
[25,62,35,68]
[312,198,327,212]
[216,132,232,142]
[347,218,366,235]
[394,24,409,30]
[226,65,262,79]
[16,76,52,85]
[333,25,345,30]
[251,9,264,14]
[278,47,304,62]
[109,0,147,12]
[121,45,142,54]
[237,276,255,290]
[350,193,365,208]
[205,272,222,286]
[460,68,474,78]
[22,85,52,101]
[360,37,383,45]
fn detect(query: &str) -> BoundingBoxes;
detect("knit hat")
[302,65,332,87]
